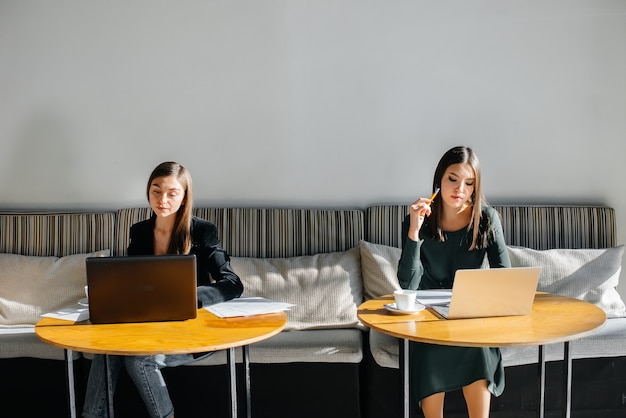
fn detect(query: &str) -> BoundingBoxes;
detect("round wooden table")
[36,308,287,418]
[358,293,606,418]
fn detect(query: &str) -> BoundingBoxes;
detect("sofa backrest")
[365,205,616,250]
[493,205,616,249]
[1,205,614,256]
[0,211,115,257]
[114,207,365,257]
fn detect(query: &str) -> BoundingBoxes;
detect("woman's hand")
[407,197,433,241]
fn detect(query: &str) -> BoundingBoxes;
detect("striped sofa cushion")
[0,212,114,257]
[114,207,365,257]
[364,205,616,250]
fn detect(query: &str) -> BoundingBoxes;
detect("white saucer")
[384,303,425,315]
[78,298,89,306]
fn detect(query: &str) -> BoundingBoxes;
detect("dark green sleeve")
[397,238,424,290]
[397,215,424,290]
[485,207,511,268]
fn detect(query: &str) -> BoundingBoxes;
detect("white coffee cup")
[394,289,418,311]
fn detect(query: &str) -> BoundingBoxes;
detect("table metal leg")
[563,342,572,418]
[243,345,251,418]
[537,345,545,418]
[104,354,114,418]
[399,338,410,418]
[228,347,238,418]
[64,349,77,418]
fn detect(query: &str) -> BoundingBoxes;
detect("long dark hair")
[428,146,490,250]
[146,162,193,254]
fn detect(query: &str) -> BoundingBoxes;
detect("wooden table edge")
[357,293,607,348]
[35,309,288,356]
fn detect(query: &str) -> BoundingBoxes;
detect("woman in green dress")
[397,146,511,418]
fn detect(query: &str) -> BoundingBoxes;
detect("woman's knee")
[420,392,445,418]
[124,356,160,376]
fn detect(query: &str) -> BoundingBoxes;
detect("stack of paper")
[415,290,452,306]
[42,305,90,322]
[206,297,294,318]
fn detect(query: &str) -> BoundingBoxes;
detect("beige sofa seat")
[190,329,363,365]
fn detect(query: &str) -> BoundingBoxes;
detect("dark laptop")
[86,254,198,324]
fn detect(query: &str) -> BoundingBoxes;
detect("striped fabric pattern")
[0,212,115,257]
[364,205,616,250]
[494,205,616,249]
[113,207,152,256]
[114,207,365,257]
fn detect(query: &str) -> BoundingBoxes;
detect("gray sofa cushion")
[0,249,110,326]
[231,248,364,331]
[178,329,364,365]
[502,317,626,367]
[359,240,401,300]
[0,327,81,360]
[83,329,364,365]
[368,329,400,369]
[508,245,626,318]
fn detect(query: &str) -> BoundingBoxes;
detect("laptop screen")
[86,254,198,324]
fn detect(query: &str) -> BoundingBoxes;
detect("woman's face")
[148,175,186,219]
[439,163,475,212]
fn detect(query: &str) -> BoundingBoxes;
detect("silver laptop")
[86,255,198,324]
[430,267,541,319]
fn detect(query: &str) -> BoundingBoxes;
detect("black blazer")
[127,215,243,307]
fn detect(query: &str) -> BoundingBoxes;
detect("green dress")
[397,206,511,402]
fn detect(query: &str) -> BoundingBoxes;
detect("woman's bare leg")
[462,379,491,418]
[421,392,445,418]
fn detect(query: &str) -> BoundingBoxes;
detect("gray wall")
[2,1,625,294]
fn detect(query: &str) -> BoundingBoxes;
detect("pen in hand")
[428,188,440,205]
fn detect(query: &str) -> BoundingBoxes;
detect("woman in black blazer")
[83,162,243,418]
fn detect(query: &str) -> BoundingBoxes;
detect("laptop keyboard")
[431,305,450,319]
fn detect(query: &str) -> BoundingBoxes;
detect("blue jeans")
[82,352,212,418]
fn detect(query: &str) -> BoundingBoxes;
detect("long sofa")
[1,204,625,417]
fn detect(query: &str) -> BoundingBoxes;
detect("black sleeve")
[191,218,244,307]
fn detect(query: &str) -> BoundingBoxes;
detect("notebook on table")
[429,267,541,320]
[86,254,198,324]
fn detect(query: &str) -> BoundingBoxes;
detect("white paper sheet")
[41,304,90,322]
[206,297,294,318]
[415,289,452,306]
